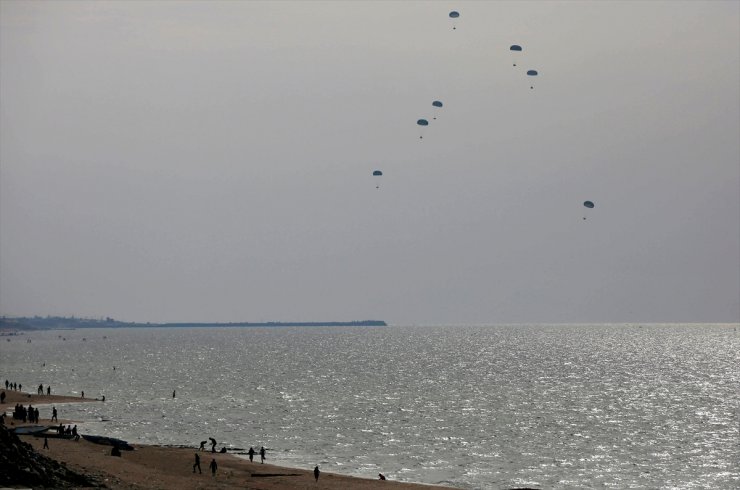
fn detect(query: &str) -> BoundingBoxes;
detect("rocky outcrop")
[0,423,102,488]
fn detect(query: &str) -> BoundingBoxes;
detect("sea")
[1,324,738,489]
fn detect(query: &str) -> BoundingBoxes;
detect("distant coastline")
[0,316,387,331]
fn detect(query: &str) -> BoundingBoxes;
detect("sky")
[1,1,738,325]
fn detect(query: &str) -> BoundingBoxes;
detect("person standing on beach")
[81,391,84,398]
[248,447,255,462]
[260,446,266,463]
[43,436,49,450]
[47,386,50,395]
[314,465,320,481]
[209,458,217,477]
[51,406,58,421]
[172,390,176,398]
[193,453,201,473]
[0,391,5,404]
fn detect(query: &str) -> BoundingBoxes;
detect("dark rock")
[0,424,103,487]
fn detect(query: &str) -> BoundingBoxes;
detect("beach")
[2,391,456,489]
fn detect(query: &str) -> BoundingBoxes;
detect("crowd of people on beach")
[4,380,22,392]
[191,441,272,479]
[5,379,54,396]
[10,403,40,423]
[3,378,93,402]
[55,423,80,440]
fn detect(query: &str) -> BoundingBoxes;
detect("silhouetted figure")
[43,437,49,450]
[0,391,5,404]
[38,384,43,395]
[111,446,121,457]
[47,386,50,395]
[314,465,320,481]
[379,473,386,480]
[248,447,255,462]
[193,453,201,473]
[260,446,266,463]
[81,391,84,398]
[199,440,207,451]
[209,458,217,476]
[219,447,226,453]
[173,390,176,398]
[52,406,58,421]
[209,437,217,452]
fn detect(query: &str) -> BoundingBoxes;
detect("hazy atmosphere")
[1,1,738,325]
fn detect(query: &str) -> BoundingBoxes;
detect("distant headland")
[0,316,387,331]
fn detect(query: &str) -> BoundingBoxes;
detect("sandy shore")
[2,390,457,489]
[19,435,456,489]
[0,389,100,408]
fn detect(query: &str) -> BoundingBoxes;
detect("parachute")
[432,100,443,119]
[373,170,383,189]
[526,69,538,89]
[449,11,459,29]
[583,200,595,220]
[510,45,522,66]
[417,118,429,139]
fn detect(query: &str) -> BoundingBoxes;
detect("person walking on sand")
[43,436,49,450]
[260,446,266,463]
[248,447,255,462]
[51,406,58,422]
[314,465,320,482]
[193,453,201,473]
[209,458,217,477]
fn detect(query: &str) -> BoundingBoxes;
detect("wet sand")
[3,391,457,489]
[0,389,100,407]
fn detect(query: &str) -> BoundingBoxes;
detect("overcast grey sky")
[1,1,738,325]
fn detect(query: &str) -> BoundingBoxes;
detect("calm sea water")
[1,324,738,489]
